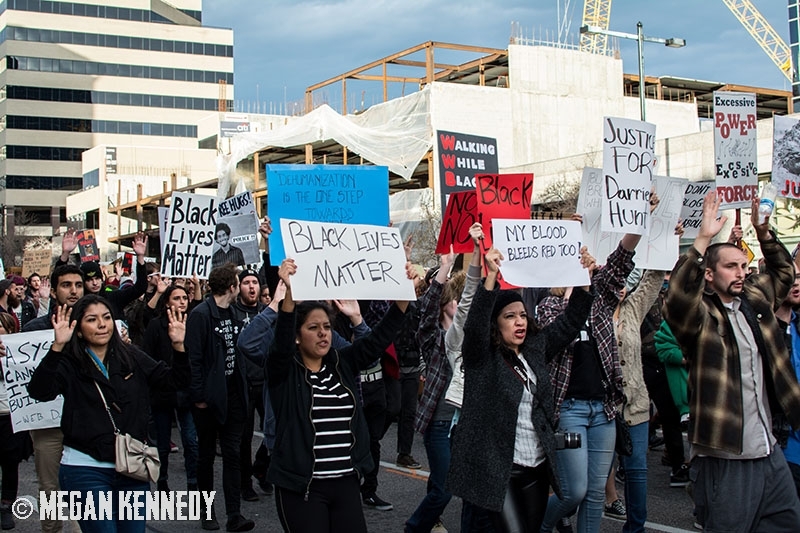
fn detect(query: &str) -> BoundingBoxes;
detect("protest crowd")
[2,166,800,533]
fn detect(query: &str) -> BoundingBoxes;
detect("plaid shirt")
[538,243,633,421]
[664,235,800,454]
[413,279,452,434]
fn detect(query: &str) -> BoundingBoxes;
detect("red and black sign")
[437,130,498,213]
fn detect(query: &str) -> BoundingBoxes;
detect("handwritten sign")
[279,219,415,301]
[601,117,656,235]
[577,167,619,265]
[436,191,478,254]
[218,190,256,217]
[714,91,758,208]
[158,206,169,259]
[772,115,800,200]
[1,330,61,432]
[475,173,533,251]
[634,176,687,270]
[679,181,714,239]
[491,219,589,288]
[77,230,100,263]
[161,192,217,279]
[267,165,389,265]
[436,130,499,212]
[22,249,52,278]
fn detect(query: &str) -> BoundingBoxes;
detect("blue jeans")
[405,420,452,533]
[541,399,615,533]
[621,421,648,533]
[153,404,198,485]
[58,464,149,533]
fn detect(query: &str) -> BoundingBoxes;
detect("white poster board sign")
[1,330,61,432]
[713,91,758,208]
[634,176,687,271]
[491,219,590,288]
[772,115,800,200]
[577,167,620,266]
[679,181,714,239]
[161,192,217,279]
[601,117,656,235]
[279,219,416,301]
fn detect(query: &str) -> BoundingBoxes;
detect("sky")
[202,0,792,115]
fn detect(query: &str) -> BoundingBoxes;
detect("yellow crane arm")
[722,0,792,81]
[580,0,613,54]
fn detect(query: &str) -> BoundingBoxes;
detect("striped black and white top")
[309,364,355,478]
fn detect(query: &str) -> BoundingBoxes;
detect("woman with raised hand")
[448,247,594,532]
[28,294,190,533]
[267,258,411,533]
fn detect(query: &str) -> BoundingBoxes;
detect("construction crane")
[722,0,792,82]
[579,0,792,82]
[579,0,612,55]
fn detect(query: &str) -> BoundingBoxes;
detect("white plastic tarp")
[217,87,433,196]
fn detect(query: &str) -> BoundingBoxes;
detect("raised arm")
[266,259,299,383]
[28,305,75,401]
[747,196,794,307]
[445,223,483,357]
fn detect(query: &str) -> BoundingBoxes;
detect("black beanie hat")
[80,261,103,280]
[491,290,525,323]
[238,269,261,285]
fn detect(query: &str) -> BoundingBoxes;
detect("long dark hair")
[489,302,541,355]
[66,294,134,375]
[156,285,189,318]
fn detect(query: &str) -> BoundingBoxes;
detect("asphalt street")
[11,426,698,532]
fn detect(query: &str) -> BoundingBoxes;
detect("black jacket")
[447,285,594,512]
[142,315,185,409]
[186,296,247,424]
[28,345,189,463]
[231,300,267,387]
[267,303,406,495]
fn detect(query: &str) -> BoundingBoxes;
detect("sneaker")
[170,441,179,453]
[362,493,393,511]
[225,514,255,532]
[555,516,574,533]
[614,467,625,484]
[648,434,665,449]
[604,499,626,520]
[241,486,259,502]
[396,453,422,469]
[670,463,690,488]
[201,506,219,530]
[431,518,448,533]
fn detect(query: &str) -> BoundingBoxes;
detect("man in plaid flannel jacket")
[664,191,800,531]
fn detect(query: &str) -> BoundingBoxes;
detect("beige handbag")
[94,382,160,483]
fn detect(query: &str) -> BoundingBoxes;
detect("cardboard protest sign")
[435,191,478,254]
[436,130,499,212]
[679,181,714,239]
[772,115,800,200]
[161,192,217,279]
[634,176,687,271]
[1,330,61,432]
[279,219,416,301]
[218,190,257,217]
[491,219,589,288]
[475,173,533,251]
[212,214,260,268]
[601,117,656,235]
[267,165,389,265]
[22,249,52,278]
[77,230,100,263]
[577,167,619,265]
[713,91,758,208]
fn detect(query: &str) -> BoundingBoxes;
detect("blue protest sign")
[266,164,389,264]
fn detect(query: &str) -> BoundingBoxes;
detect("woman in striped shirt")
[267,258,411,533]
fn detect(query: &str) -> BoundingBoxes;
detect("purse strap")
[94,381,120,435]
